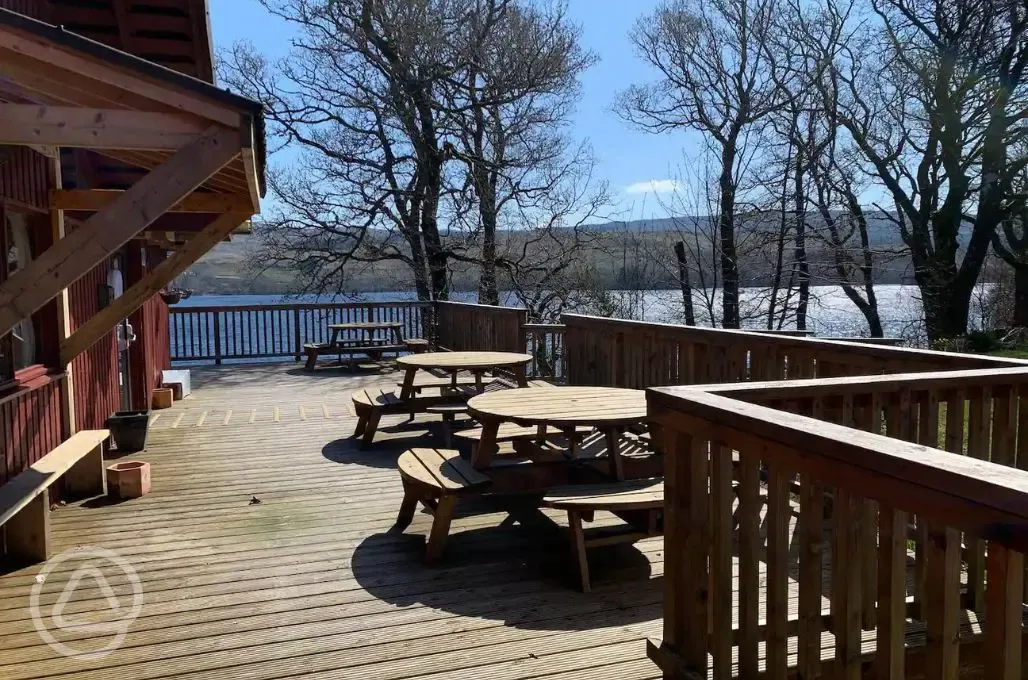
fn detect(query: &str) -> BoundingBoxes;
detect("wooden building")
[0,1,264,509]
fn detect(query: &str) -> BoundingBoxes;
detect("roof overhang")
[0,7,266,205]
[0,7,266,364]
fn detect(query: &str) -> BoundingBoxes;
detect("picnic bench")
[0,430,109,562]
[352,388,469,448]
[394,448,491,562]
[304,321,408,371]
[542,478,664,591]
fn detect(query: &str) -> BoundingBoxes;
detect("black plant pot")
[107,410,151,452]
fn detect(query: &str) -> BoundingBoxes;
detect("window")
[0,209,39,382]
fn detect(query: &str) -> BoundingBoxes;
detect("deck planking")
[0,362,952,679]
[0,363,666,680]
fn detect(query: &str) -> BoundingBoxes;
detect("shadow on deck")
[0,361,664,680]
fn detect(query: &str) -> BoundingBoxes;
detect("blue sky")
[210,0,695,219]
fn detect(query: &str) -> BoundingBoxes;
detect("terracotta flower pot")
[152,387,174,409]
[106,461,151,499]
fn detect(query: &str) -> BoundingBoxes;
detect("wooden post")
[293,308,302,361]
[213,311,222,365]
[49,151,75,437]
[6,490,50,562]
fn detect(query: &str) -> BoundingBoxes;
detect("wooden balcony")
[3,301,1028,678]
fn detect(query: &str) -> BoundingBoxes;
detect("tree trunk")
[718,141,740,329]
[919,268,973,341]
[674,241,695,326]
[419,156,449,301]
[793,149,809,332]
[1015,265,1028,328]
[477,168,499,305]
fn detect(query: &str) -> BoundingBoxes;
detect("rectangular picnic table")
[305,321,406,370]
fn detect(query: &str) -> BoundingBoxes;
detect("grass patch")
[990,346,1028,360]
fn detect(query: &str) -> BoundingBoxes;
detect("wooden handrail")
[690,366,1028,400]
[563,313,1028,369]
[650,387,1028,541]
[650,370,1028,679]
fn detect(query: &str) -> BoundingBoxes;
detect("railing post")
[213,311,222,365]
[293,308,302,361]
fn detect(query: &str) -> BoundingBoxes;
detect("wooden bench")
[404,338,430,353]
[425,403,468,447]
[394,448,491,562]
[0,430,110,562]
[304,342,405,371]
[541,478,664,591]
[395,374,496,394]
[351,388,466,448]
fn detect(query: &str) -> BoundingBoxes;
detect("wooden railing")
[433,301,527,354]
[562,314,1026,388]
[169,302,430,363]
[524,323,565,381]
[648,369,1028,679]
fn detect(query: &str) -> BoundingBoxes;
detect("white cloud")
[624,179,681,195]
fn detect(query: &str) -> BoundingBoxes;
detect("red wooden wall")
[0,147,49,212]
[69,262,121,430]
[0,375,64,486]
[0,0,44,20]
[128,246,171,410]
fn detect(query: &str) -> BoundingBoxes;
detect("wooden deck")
[0,362,664,680]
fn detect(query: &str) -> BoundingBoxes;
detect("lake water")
[177,285,956,340]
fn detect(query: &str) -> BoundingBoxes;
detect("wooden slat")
[924,525,962,679]
[985,543,1025,680]
[709,444,732,680]
[736,454,761,678]
[875,504,907,679]
[796,474,823,680]
[833,489,862,680]
[662,429,709,675]
[765,463,789,680]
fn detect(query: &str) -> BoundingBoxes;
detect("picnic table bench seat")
[395,448,492,562]
[541,478,664,591]
[0,430,109,562]
[304,342,406,371]
[425,403,469,447]
[396,374,496,393]
[352,388,466,448]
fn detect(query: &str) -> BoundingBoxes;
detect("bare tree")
[796,0,1028,340]
[617,0,780,328]
[223,0,514,301]
[447,0,597,305]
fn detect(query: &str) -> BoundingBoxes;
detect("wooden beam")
[0,104,213,150]
[0,36,240,127]
[52,189,253,214]
[0,126,240,339]
[60,211,250,364]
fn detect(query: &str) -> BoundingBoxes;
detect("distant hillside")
[177,213,932,295]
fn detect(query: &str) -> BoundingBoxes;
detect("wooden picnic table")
[327,321,404,347]
[467,386,648,479]
[397,351,532,400]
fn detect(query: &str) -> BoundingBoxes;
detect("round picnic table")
[467,386,648,479]
[396,351,532,400]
